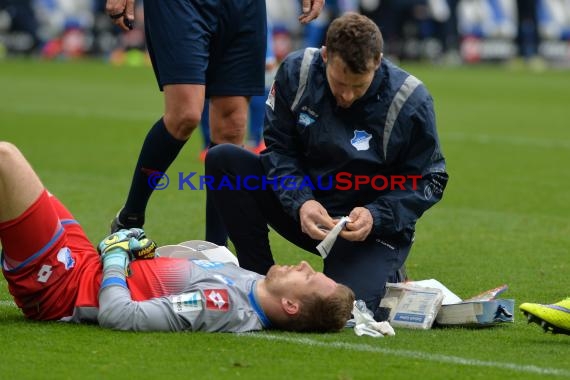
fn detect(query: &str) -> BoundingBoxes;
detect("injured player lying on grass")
[0,141,354,333]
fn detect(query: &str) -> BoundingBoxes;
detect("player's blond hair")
[279,283,355,332]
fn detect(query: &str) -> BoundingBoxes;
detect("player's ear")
[281,298,300,316]
[375,53,383,70]
[369,53,382,72]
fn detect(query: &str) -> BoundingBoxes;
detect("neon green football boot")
[520,298,570,335]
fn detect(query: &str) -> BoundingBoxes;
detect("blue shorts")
[144,0,267,97]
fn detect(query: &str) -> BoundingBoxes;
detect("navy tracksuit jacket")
[206,48,449,317]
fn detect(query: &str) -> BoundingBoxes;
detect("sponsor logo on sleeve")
[171,292,203,313]
[205,289,229,312]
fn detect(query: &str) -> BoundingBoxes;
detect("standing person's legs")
[204,0,267,245]
[205,96,250,245]
[198,101,211,161]
[111,0,215,231]
[248,93,267,148]
[209,96,250,145]
[116,85,205,228]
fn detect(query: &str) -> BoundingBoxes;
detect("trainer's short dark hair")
[325,13,383,74]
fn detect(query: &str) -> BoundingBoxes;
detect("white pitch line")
[243,334,570,378]
[0,297,566,377]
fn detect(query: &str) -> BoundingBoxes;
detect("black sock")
[122,118,187,217]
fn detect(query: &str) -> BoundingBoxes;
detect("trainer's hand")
[106,0,135,31]
[299,0,325,24]
[299,200,335,240]
[339,207,373,242]
[98,228,157,260]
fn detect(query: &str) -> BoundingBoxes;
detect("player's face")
[265,261,338,298]
[325,55,378,109]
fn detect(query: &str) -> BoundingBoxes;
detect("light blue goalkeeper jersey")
[68,257,269,332]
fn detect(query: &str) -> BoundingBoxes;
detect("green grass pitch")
[0,59,569,379]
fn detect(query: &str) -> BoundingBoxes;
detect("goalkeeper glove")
[97,228,157,260]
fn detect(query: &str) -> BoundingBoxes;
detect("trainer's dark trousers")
[205,144,412,317]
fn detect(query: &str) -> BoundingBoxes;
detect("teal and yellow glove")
[97,228,157,260]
